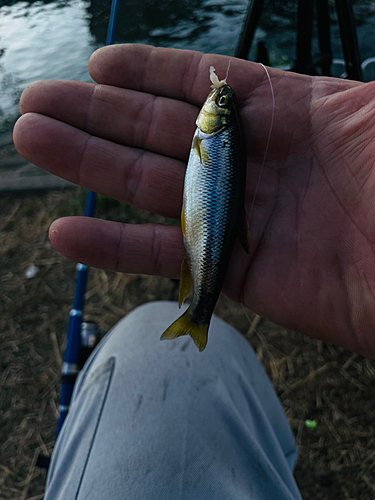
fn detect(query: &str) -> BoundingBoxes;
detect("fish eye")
[218,95,228,106]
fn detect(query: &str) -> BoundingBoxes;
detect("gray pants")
[45,302,302,499]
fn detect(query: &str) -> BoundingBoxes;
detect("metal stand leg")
[236,0,362,81]
[256,40,269,65]
[335,0,362,80]
[236,0,264,60]
[293,0,315,75]
[316,0,332,76]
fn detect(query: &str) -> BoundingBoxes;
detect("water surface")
[1,0,375,150]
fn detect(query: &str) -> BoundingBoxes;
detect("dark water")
[1,0,375,132]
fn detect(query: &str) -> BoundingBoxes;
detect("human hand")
[13,44,375,358]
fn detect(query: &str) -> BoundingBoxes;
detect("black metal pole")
[236,0,264,60]
[294,0,315,75]
[316,0,332,75]
[256,40,269,65]
[335,0,362,81]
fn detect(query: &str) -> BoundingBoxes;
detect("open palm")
[13,44,375,358]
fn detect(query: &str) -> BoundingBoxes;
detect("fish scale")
[160,76,248,351]
[185,127,239,322]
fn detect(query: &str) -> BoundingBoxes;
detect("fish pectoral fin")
[192,133,203,165]
[193,133,210,167]
[238,214,250,254]
[179,254,192,307]
[160,307,209,352]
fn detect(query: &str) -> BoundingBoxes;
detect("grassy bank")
[1,190,375,499]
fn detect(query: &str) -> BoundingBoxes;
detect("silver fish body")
[161,82,248,351]
[184,124,243,323]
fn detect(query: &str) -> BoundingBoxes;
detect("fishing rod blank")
[56,0,121,437]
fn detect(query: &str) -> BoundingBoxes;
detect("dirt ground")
[1,189,375,500]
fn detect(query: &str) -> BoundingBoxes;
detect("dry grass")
[1,189,375,499]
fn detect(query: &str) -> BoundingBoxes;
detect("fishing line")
[225,60,231,82]
[247,63,275,224]
[241,64,275,338]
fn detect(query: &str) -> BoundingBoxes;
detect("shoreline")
[0,129,75,194]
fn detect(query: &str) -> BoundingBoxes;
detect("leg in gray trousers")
[45,301,302,500]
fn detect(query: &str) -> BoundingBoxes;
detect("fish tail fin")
[160,307,209,352]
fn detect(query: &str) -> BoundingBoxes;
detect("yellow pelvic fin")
[179,254,192,307]
[160,308,209,352]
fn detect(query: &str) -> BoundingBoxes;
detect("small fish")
[160,66,249,351]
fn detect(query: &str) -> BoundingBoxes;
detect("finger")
[49,217,184,278]
[19,80,197,162]
[88,44,270,106]
[13,113,184,218]
[89,44,365,108]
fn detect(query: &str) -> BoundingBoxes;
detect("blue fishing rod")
[56,0,121,437]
